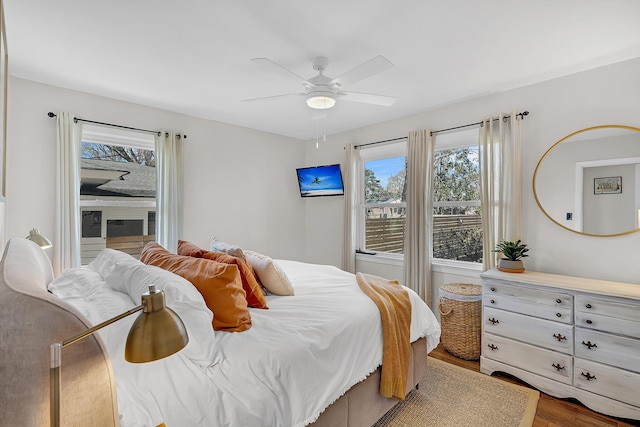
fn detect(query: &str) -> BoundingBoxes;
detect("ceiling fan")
[243,55,397,110]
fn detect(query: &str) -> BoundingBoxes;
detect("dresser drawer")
[484,281,572,309]
[575,357,640,407]
[484,306,573,353]
[575,295,640,338]
[575,328,640,373]
[483,293,572,324]
[483,332,572,384]
[575,312,640,339]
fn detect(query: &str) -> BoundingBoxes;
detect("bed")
[0,237,440,427]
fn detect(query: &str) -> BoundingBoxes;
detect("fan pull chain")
[323,117,326,143]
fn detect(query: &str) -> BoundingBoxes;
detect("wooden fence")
[365,215,482,261]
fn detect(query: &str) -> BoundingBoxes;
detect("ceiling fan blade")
[242,93,304,103]
[251,58,315,87]
[329,55,393,87]
[338,91,396,106]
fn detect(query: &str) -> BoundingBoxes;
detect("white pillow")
[209,238,248,264]
[88,248,140,278]
[104,262,220,367]
[48,267,136,323]
[244,250,295,296]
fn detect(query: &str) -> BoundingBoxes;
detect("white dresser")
[480,269,640,420]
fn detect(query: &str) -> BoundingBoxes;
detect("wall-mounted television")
[296,164,344,198]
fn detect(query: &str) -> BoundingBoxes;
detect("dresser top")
[480,268,640,301]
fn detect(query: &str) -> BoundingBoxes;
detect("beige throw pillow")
[244,250,295,296]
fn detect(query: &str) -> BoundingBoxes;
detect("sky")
[365,156,405,187]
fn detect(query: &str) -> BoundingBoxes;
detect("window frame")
[355,128,484,272]
[79,124,157,264]
[431,128,482,268]
[357,140,407,262]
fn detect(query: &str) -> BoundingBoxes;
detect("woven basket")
[438,283,482,360]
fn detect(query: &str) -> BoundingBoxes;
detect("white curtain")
[54,112,82,277]
[403,129,435,306]
[341,144,358,273]
[478,111,522,270]
[155,131,184,253]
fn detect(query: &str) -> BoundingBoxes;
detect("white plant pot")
[497,259,524,272]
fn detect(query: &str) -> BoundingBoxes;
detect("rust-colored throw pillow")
[140,242,251,332]
[177,240,268,309]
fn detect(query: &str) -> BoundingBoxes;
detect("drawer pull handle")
[552,363,566,371]
[585,304,592,309]
[490,299,496,304]
[553,333,567,342]
[490,287,496,292]
[488,317,499,325]
[487,344,499,351]
[581,372,597,381]
[586,319,593,325]
[582,340,598,350]
[556,313,562,318]
[556,298,562,304]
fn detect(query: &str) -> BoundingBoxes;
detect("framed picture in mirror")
[594,176,622,195]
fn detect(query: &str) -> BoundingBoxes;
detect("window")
[148,211,156,236]
[79,125,156,264]
[358,142,407,255]
[432,130,482,263]
[357,128,481,265]
[81,210,102,238]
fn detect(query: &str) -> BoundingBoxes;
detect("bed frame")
[311,337,428,426]
[0,237,427,426]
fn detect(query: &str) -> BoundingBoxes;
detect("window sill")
[355,253,483,277]
[432,259,483,277]
[355,252,404,267]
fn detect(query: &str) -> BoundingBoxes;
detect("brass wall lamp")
[50,284,189,427]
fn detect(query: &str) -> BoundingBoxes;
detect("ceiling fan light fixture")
[306,92,336,110]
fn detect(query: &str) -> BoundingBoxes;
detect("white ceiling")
[5,1,640,141]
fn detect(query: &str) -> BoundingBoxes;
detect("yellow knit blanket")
[356,272,412,400]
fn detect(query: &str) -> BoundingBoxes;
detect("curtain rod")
[46,112,187,139]
[354,111,529,149]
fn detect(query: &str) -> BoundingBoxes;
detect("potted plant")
[494,240,529,273]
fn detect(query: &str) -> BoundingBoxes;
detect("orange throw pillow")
[178,240,268,309]
[140,242,251,332]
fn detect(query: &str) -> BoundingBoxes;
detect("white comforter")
[50,257,440,427]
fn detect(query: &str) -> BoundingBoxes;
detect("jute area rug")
[373,357,539,427]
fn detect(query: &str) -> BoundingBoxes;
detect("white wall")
[304,57,640,286]
[6,77,307,260]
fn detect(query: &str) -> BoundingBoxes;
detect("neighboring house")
[81,159,156,198]
[80,159,156,264]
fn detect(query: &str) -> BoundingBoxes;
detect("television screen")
[296,164,344,197]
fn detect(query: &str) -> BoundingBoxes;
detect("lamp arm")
[50,304,143,427]
[61,304,144,348]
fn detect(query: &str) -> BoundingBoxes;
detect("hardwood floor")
[429,345,640,427]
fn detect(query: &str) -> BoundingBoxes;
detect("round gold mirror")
[533,125,640,237]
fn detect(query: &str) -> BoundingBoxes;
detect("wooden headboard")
[0,238,119,426]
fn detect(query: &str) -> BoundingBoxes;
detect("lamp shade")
[306,92,336,109]
[26,228,52,249]
[124,285,189,363]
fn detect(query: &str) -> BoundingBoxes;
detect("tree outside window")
[432,146,482,263]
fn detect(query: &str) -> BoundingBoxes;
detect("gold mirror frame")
[533,125,640,237]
